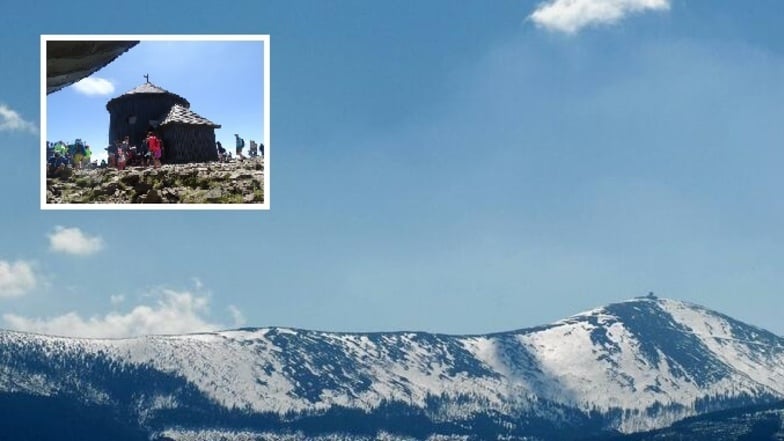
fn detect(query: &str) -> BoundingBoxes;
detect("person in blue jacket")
[234,133,246,160]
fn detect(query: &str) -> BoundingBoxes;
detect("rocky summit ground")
[46,159,264,204]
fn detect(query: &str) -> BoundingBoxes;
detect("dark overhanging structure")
[106,79,220,164]
[46,41,139,95]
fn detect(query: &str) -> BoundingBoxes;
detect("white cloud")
[48,226,104,256]
[110,294,125,306]
[0,104,37,134]
[0,260,37,298]
[227,305,246,327]
[3,290,222,338]
[530,0,670,34]
[72,77,115,96]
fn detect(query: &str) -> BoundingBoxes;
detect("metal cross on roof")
[144,74,150,83]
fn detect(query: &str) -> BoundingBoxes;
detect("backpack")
[241,138,245,148]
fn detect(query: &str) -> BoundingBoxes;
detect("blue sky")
[1,0,783,337]
[46,39,265,163]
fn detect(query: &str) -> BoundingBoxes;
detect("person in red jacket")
[147,131,162,169]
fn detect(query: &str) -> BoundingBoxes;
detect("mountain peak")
[2,295,783,440]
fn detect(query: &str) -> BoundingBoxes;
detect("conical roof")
[160,104,221,128]
[121,82,175,95]
[106,80,189,108]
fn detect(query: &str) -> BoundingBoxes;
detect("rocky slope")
[45,159,264,204]
[1,296,783,440]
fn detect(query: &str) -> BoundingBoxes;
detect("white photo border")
[40,34,270,211]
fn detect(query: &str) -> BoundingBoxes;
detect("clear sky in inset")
[0,1,782,337]
[46,39,265,163]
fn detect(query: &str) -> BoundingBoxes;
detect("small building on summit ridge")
[106,80,188,148]
[106,77,220,163]
[159,104,220,163]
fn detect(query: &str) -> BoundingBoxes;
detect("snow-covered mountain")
[1,296,783,440]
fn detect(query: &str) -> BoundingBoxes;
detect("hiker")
[116,143,127,171]
[106,144,117,168]
[73,139,86,169]
[54,141,68,157]
[234,134,246,160]
[259,142,264,158]
[249,140,258,157]
[216,141,227,162]
[139,136,151,167]
[147,131,162,169]
[83,144,92,168]
[47,152,69,177]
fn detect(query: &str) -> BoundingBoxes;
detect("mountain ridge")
[2,296,782,440]
[8,295,774,340]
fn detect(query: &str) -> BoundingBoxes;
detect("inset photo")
[41,35,269,209]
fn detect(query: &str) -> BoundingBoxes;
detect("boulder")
[142,189,163,203]
[204,188,223,202]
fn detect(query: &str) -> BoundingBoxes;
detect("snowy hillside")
[1,296,782,440]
